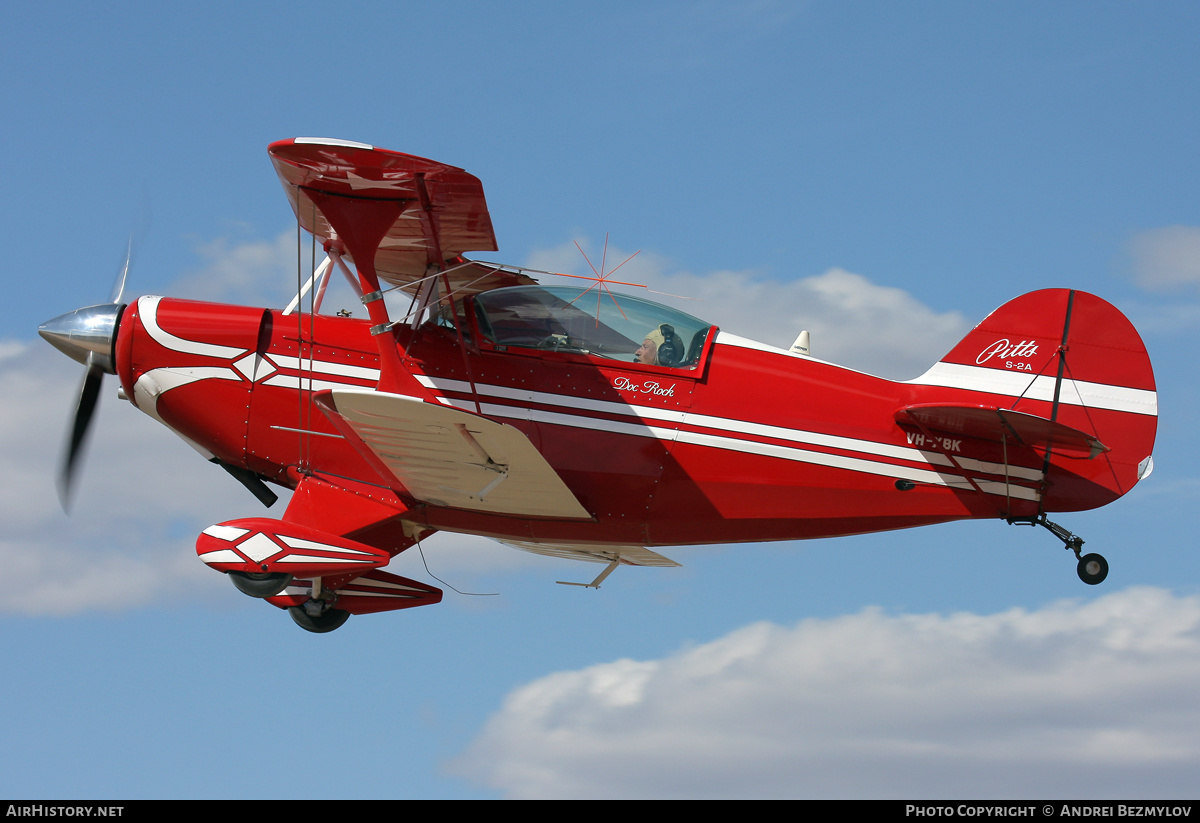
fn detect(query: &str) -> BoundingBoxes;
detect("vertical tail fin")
[907,289,1157,512]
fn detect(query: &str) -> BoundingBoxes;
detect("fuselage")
[113,291,1136,552]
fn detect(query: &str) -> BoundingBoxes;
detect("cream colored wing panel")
[499,540,681,567]
[317,389,591,520]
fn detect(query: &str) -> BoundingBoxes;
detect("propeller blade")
[58,357,105,510]
[47,237,133,511]
[110,236,132,304]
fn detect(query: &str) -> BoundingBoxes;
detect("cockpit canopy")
[473,285,714,369]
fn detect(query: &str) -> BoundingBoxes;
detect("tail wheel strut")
[1007,514,1108,586]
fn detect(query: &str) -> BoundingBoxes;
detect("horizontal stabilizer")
[897,403,1108,459]
[316,389,593,520]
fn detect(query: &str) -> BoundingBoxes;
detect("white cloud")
[453,587,1200,798]
[168,230,300,306]
[0,346,248,614]
[0,340,28,363]
[527,239,969,379]
[1128,225,1200,291]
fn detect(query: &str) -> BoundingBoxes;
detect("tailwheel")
[288,603,351,633]
[228,571,293,598]
[1076,553,1109,586]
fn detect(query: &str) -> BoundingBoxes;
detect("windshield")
[474,285,713,369]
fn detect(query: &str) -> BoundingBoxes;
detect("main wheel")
[1077,553,1109,585]
[288,606,351,633]
[228,571,293,598]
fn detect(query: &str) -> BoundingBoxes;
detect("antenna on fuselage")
[790,330,811,356]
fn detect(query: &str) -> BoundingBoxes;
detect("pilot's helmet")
[643,324,684,367]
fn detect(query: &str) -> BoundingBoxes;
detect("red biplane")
[40,138,1158,632]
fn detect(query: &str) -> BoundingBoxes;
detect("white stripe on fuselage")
[266,354,380,382]
[262,374,378,394]
[413,374,1042,499]
[138,296,249,359]
[438,394,1038,501]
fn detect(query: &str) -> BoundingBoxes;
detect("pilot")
[634,324,685,367]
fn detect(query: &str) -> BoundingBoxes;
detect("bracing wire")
[305,205,317,472]
[296,213,303,472]
[415,540,498,596]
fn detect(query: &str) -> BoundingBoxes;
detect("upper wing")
[315,388,593,520]
[268,137,533,293]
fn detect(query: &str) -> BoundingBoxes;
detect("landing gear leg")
[1007,514,1109,586]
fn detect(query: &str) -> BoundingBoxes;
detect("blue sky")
[3,1,1199,799]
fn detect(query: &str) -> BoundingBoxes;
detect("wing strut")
[301,189,417,395]
[283,256,334,316]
